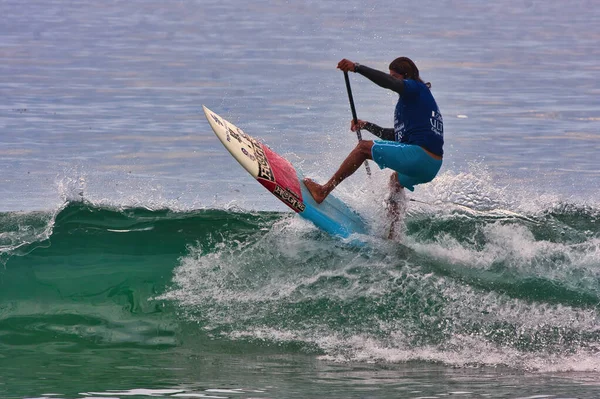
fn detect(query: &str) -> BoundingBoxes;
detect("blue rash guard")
[393,80,444,156]
[356,65,444,157]
[354,64,444,190]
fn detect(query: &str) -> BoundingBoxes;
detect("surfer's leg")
[386,172,406,240]
[304,140,374,204]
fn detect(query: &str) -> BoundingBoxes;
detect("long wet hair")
[389,57,431,88]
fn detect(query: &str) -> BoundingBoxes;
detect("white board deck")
[203,106,368,239]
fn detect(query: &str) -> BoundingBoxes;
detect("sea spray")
[1,193,599,371]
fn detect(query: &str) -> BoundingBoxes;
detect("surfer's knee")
[355,140,374,158]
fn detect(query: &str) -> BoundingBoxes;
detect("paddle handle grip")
[343,71,371,176]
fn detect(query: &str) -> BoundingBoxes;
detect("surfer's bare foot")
[303,178,328,204]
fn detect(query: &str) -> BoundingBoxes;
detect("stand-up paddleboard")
[202,106,367,239]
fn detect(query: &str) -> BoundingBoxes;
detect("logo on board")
[273,185,305,212]
[210,113,223,126]
[250,139,275,182]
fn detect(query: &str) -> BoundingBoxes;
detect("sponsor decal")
[273,185,305,212]
[236,127,249,140]
[241,147,256,161]
[430,109,444,136]
[210,114,224,126]
[228,126,242,143]
[250,140,275,182]
[394,111,405,141]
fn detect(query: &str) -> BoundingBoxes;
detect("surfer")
[304,57,444,234]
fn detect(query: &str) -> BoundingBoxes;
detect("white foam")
[158,160,600,372]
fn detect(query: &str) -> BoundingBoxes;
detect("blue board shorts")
[371,140,442,191]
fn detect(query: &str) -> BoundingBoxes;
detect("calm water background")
[2,0,598,212]
[1,0,600,398]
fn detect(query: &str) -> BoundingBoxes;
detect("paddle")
[343,71,371,176]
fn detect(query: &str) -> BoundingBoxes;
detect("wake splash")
[161,168,600,372]
[1,165,599,371]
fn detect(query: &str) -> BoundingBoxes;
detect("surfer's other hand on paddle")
[351,119,367,132]
[337,59,358,72]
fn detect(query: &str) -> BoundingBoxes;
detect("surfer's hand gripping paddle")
[343,71,372,177]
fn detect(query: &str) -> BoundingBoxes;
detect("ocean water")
[1,0,599,398]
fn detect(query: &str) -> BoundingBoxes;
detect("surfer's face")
[390,69,404,79]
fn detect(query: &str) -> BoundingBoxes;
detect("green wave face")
[0,202,282,350]
[1,201,600,373]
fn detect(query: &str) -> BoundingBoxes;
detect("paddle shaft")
[343,71,371,176]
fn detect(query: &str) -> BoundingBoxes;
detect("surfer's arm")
[355,64,404,94]
[362,122,395,141]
